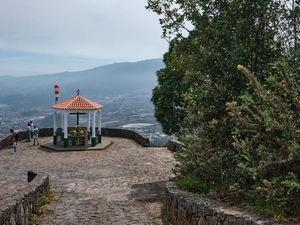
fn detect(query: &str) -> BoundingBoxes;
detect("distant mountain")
[0,58,164,107]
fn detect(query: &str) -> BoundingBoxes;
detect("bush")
[174,58,300,220]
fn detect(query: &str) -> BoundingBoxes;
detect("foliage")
[29,187,55,225]
[225,62,300,218]
[148,0,285,134]
[151,40,187,134]
[147,0,300,220]
[68,125,89,137]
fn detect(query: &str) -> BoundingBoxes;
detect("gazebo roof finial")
[76,89,80,96]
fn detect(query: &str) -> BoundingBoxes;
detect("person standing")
[33,126,39,145]
[9,129,19,146]
[30,121,34,139]
[26,123,31,141]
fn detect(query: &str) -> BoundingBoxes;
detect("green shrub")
[29,187,55,224]
[174,57,300,220]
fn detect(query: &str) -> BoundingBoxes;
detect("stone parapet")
[164,182,288,225]
[0,174,49,225]
[166,139,181,152]
[0,127,150,149]
[101,128,150,147]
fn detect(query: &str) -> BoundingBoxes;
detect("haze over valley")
[0,58,172,145]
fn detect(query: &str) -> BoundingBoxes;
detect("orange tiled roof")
[51,96,103,110]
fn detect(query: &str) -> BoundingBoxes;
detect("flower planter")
[68,135,88,146]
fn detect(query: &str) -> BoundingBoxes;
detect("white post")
[53,111,56,135]
[91,111,96,146]
[63,112,68,147]
[87,112,90,139]
[98,110,101,134]
[61,113,64,133]
[53,111,57,144]
[97,110,102,143]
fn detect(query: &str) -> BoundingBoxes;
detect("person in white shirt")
[33,126,39,145]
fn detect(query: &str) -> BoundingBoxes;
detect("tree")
[151,40,187,134]
[147,0,300,219]
[148,0,284,134]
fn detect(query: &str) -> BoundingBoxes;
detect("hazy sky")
[0,0,168,77]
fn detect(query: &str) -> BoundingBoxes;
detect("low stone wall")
[166,139,181,152]
[0,127,150,149]
[0,174,49,225]
[50,127,150,147]
[101,128,150,147]
[164,182,288,225]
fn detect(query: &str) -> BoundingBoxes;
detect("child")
[9,129,19,146]
[33,126,39,145]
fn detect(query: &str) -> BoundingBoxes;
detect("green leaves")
[227,60,300,218]
[148,0,300,219]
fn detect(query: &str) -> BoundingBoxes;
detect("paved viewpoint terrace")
[0,136,175,225]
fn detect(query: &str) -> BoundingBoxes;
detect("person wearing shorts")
[33,126,39,145]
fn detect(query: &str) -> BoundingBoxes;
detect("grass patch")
[28,187,55,225]
[176,175,216,194]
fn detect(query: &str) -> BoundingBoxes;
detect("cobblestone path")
[0,137,175,225]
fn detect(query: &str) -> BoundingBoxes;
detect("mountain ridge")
[0,58,163,78]
[0,58,164,106]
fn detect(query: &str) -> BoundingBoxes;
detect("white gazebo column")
[86,112,91,140]
[63,111,69,147]
[61,113,64,141]
[97,109,102,143]
[91,111,96,146]
[53,111,57,144]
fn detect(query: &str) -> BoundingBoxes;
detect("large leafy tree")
[151,40,187,134]
[148,0,285,134]
[147,0,300,219]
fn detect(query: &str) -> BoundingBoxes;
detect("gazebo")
[51,91,104,148]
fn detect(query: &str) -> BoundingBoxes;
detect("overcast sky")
[0,0,168,77]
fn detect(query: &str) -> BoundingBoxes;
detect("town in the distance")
[0,59,174,146]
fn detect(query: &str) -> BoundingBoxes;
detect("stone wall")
[164,182,288,225]
[166,139,181,152]
[0,127,150,149]
[51,127,150,147]
[0,174,49,225]
[101,128,150,147]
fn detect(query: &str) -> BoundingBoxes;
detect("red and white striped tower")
[54,84,60,104]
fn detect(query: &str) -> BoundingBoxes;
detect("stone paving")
[0,136,175,225]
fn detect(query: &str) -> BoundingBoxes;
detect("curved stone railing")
[101,127,150,147]
[0,127,150,149]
